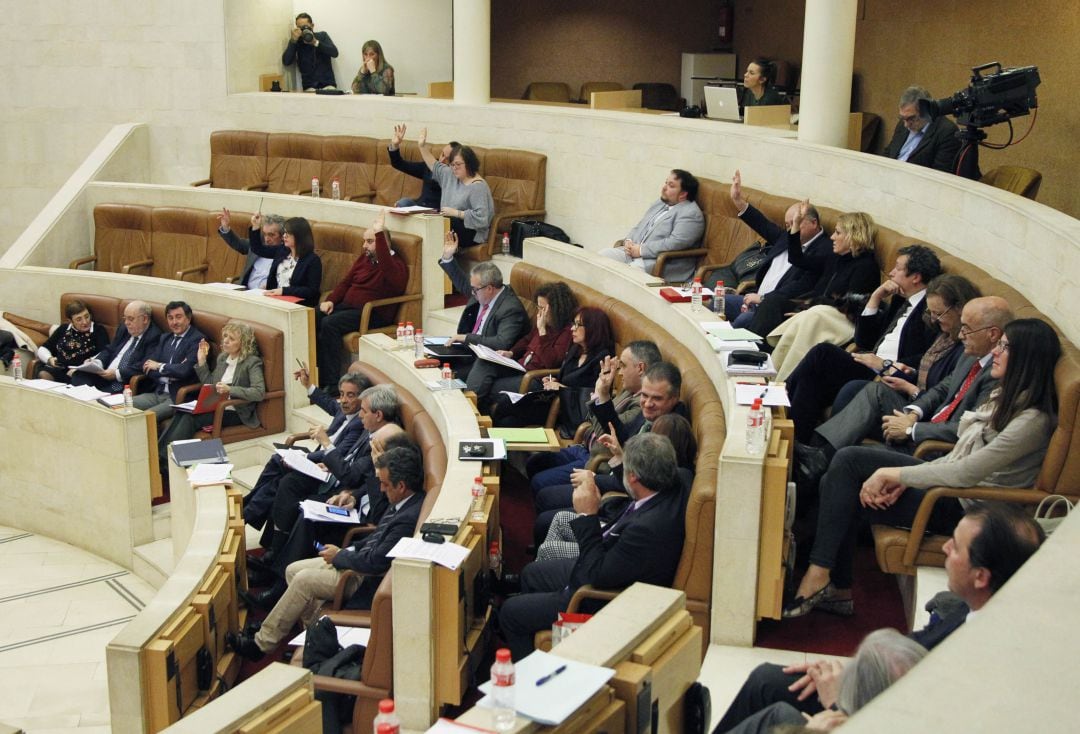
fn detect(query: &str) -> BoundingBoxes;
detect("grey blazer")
[626,199,705,282]
[194,354,266,428]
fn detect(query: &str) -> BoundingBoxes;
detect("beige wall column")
[797,0,857,147]
[453,0,491,104]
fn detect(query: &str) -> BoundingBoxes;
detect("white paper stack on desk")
[476,650,615,726]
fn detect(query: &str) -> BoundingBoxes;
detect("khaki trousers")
[254,557,358,650]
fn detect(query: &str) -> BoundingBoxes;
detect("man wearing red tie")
[795,296,1013,489]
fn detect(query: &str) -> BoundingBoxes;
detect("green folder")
[487,427,549,443]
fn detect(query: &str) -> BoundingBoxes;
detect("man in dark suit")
[883,85,961,174]
[438,250,529,383]
[215,209,285,290]
[70,300,161,394]
[785,244,942,442]
[499,432,687,660]
[711,502,1044,732]
[281,12,339,91]
[796,296,1013,485]
[229,445,425,660]
[132,301,205,421]
[242,370,374,530]
[722,170,830,333]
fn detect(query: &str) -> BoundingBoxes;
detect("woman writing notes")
[783,318,1060,618]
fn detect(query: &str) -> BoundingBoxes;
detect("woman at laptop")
[741,58,787,107]
[158,321,265,461]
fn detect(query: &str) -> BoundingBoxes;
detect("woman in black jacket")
[249,215,323,308]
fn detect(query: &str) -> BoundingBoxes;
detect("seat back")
[694,179,761,268]
[207,130,268,190]
[203,211,251,283]
[92,204,153,273]
[321,135,379,202]
[523,82,572,102]
[149,208,209,281]
[352,574,394,731]
[579,81,623,102]
[60,293,124,341]
[266,133,323,195]
[385,231,423,328]
[981,165,1043,201]
[313,222,363,299]
[461,147,546,259]
[373,139,427,207]
[633,82,681,111]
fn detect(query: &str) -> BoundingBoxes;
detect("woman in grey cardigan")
[784,317,1061,619]
[158,321,266,458]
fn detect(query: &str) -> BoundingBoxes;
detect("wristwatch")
[905,425,914,438]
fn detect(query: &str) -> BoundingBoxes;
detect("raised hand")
[730,169,746,209]
[217,207,231,231]
[391,123,406,147]
[442,230,459,260]
[372,209,385,233]
[417,127,427,148]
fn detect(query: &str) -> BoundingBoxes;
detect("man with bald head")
[316,210,409,394]
[722,170,830,331]
[70,300,161,393]
[796,296,1013,487]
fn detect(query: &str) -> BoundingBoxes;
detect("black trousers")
[786,343,877,442]
[316,307,361,391]
[808,445,964,588]
[497,557,575,660]
[713,663,823,732]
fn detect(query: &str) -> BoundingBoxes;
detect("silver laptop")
[704,85,742,122]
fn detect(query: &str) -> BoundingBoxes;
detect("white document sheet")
[386,537,470,570]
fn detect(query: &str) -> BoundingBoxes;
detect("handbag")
[1033,494,1073,535]
[508,220,572,257]
[704,240,768,291]
[302,615,342,669]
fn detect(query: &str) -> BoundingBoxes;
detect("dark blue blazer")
[249,228,324,308]
[144,327,205,400]
[740,204,830,301]
[94,323,162,387]
[855,294,936,367]
[334,492,423,609]
[307,386,366,464]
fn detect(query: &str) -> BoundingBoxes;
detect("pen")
[535,664,567,686]
[295,358,307,371]
[758,381,770,401]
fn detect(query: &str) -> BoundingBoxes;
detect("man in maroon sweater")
[316,211,409,392]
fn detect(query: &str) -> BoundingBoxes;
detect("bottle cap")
[751,398,762,409]
[495,648,512,663]
[489,540,499,551]
[378,699,395,713]
[377,725,395,734]
[693,276,702,282]
[406,321,413,326]
[442,363,450,368]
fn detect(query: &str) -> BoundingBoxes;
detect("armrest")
[69,255,98,270]
[354,294,424,335]
[599,490,629,506]
[2,312,51,337]
[347,190,376,203]
[913,440,956,459]
[176,263,208,282]
[571,421,591,445]
[129,374,150,395]
[121,258,153,275]
[518,368,557,393]
[243,182,269,191]
[652,248,709,279]
[331,569,370,610]
[694,257,738,282]
[176,382,202,402]
[565,585,619,613]
[901,485,1048,567]
[190,178,212,187]
[341,524,376,547]
[209,398,251,438]
[311,674,388,699]
[284,431,310,447]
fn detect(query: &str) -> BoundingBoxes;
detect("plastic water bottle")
[746,398,766,454]
[501,231,510,255]
[311,176,320,198]
[712,279,725,316]
[331,176,341,200]
[373,698,400,733]
[489,540,502,580]
[11,353,22,381]
[471,476,486,521]
[413,328,425,359]
[123,384,134,410]
[396,322,406,349]
[690,276,703,312]
[404,321,415,344]
[441,363,453,388]
[490,648,516,731]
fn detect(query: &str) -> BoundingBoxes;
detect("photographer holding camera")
[282,13,338,91]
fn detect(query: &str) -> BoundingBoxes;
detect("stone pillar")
[797,0,857,148]
[453,0,491,105]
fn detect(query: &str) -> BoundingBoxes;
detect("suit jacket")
[388,147,442,209]
[307,387,365,464]
[281,31,338,89]
[739,205,829,301]
[883,116,961,174]
[911,605,968,650]
[591,398,689,446]
[855,293,936,367]
[194,354,265,428]
[911,355,999,444]
[249,228,324,308]
[319,428,373,491]
[567,489,685,592]
[626,199,705,282]
[218,227,276,288]
[334,492,423,609]
[94,323,163,388]
[443,269,529,351]
[144,327,205,401]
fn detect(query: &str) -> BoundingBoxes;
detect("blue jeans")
[723,294,758,327]
[526,444,590,492]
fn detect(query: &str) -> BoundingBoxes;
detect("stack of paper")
[16,379,68,392]
[276,448,330,481]
[289,620,371,647]
[300,499,361,524]
[386,537,470,570]
[476,650,615,726]
[734,383,790,407]
[188,462,233,486]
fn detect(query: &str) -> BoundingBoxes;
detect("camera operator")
[282,13,339,91]
[883,86,960,174]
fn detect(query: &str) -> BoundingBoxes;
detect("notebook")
[704,85,742,122]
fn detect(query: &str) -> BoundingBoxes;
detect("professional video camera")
[918,62,1040,129]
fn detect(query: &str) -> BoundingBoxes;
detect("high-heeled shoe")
[782,583,832,619]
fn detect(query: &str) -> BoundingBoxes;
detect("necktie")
[603,502,636,539]
[320,435,367,494]
[472,303,490,334]
[637,419,653,435]
[931,362,982,423]
[641,205,670,240]
[171,336,181,355]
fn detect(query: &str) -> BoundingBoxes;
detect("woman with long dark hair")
[249,215,323,308]
[784,317,1061,618]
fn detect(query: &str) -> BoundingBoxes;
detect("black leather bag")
[705,240,768,291]
[302,615,342,669]
[508,220,572,257]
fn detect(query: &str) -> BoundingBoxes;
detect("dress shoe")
[793,441,830,491]
[240,581,286,611]
[493,573,521,596]
[226,630,266,662]
[246,564,276,588]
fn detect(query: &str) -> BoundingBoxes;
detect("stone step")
[132,538,175,588]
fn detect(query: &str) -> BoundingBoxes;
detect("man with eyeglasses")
[883,86,961,173]
[315,211,408,393]
[795,297,1013,489]
[439,243,529,383]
